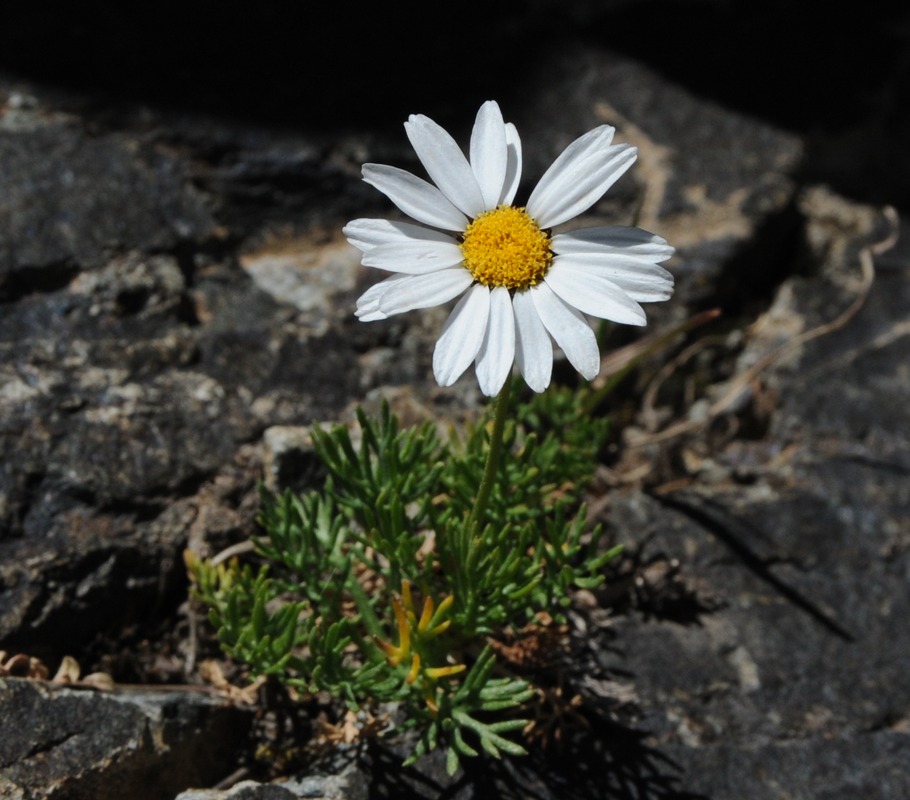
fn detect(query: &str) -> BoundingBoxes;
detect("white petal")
[405,114,485,217]
[553,251,674,275]
[344,218,457,252]
[552,254,673,303]
[355,273,412,320]
[474,286,516,396]
[362,240,465,274]
[609,275,674,303]
[552,226,675,261]
[377,268,473,317]
[499,122,523,206]
[530,282,600,380]
[362,164,468,231]
[525,126,614,219]
[512,288,552,393]
[544,263,647,325]
[433,284,490,387]
[527,126,637,228]
[469,101,508,211]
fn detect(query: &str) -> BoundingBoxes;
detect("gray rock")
[0,84,363,657]
[595,187,910,797]
[0,111,216,301]
[661,733,910,800]
[175,767,367,800]
[0,677,251,800]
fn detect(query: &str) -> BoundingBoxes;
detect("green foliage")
[187,382,619,769]
[406,646,536,775]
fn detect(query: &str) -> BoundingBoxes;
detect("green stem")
[467,379,512,533]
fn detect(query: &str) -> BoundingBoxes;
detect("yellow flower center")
[460,205,553,290]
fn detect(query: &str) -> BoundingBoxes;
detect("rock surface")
[0,678,252,800]
[1,4,909,798]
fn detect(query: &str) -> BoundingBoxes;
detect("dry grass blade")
[635,206,899,446]
[584,308,722,413]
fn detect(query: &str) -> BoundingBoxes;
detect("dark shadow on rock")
[336,741,467,800]
[649,489,855,642]
[693,198,805,320]
[0,2,539,130]
[355,718,708,800]
[1,3,906,143]
[0,258,81,303]
[600,538,723,627]
[483,719,711,800]
[571,1,908,135]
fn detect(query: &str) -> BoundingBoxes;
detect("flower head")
[345,101,674,396]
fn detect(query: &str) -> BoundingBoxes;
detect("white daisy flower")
[344,100,674,396]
